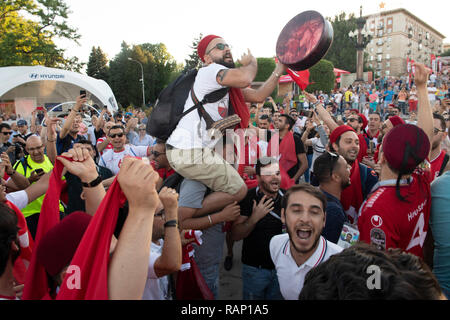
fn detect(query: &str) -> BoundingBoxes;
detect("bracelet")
[81,175,102,188]
[272,71,281,78]
[164,220,178,228]
[207,215,213,225]
[47,139,56,142]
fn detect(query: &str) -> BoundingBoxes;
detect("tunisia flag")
[286,68,311,90]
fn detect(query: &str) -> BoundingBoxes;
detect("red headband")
[330,125,356,145]
[389,115,405,127]
[197,35,221,62]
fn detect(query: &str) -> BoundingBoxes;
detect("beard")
[341,177,351,190]
[286,218,322,255]
[215,56,235,69]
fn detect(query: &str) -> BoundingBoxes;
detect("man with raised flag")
[358,63,434,259]
[166,34,287,218]
[303,92,378,224]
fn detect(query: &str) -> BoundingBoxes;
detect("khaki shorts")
[166,147,244,195]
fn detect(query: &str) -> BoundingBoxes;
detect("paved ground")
[218,239,243,300]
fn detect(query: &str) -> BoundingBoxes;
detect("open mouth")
[296,228,312,241]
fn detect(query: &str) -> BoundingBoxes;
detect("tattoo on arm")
[217,69,229,84]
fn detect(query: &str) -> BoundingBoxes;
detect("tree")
[254,58,276,82]
[183,33,203,73]
[108,42,179,108]
[324,12,358,73]
[441,49,450,57]
[0,0,83,70]
[305,59,335,94]
[87,46,109,82]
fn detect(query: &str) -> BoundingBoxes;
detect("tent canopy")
[0,66,118,117]
[333,68,350,77]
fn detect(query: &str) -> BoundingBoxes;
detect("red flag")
[286,68,311,90]
[267,131,296,190]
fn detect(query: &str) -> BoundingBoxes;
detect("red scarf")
[229,88,250,129]
[340,161,364,224]
[6,201,34,285]
[23,158,126,300]
[357,134,368,163]
[267,131,296,189]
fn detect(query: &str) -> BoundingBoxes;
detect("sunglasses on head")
[206,43,230,55]
[327,151,339,176]
[109,133,124,138]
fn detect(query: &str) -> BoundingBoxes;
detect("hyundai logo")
[30,73,39,79]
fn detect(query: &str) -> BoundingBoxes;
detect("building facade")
[363,8,445,78]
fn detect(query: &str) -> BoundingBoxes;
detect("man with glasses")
[313,152,351,243]
[0,123,16,163]
[96,121,115,156]
[166,34,286,228]
[99,125,151,175]
[429,113,449,180]
[130,123,155,147]
[12,135,64,238]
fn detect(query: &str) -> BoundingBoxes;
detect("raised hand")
[252,195,274,221]
[58,147,97,182]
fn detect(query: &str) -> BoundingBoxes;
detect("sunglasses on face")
[150,150,165,158]
[27,145,44,152]
[206,43,230,55]
[1,131,12,135]
[348,118,358,123]
[109,133,124,138]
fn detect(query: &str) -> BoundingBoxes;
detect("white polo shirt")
[270,234,343,300]
[99,145,149,175]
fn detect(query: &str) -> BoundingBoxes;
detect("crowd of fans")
[0,35,450,301]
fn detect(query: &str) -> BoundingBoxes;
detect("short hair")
[0,203,19,276]
[108,125,125,135]
[155,138,166,145]
[75,139,94,149]
[433,113,446,131]
[0,123,11,131]
[258,114,270,121]
[313,152,341,184]
[255,157,278,176]
[369,112,381,120]
[281,183,327,212]
[280,114,295,131]
[299,243,443,300]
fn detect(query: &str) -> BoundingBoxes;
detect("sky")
[58,0,449,67]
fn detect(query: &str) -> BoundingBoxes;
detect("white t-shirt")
[167,63,230,150]
[270,234,342,300]
[99,145,149,175]
[428,87,437,101]
[142,240,171,300]
[334,93,343,104]
[5,190,29,210]
[309,136,326,173]
[87,126,97,147]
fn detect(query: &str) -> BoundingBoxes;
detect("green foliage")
[254,58,276,82]
[305,59,335,94]
[324,12,358,73]
[0,0,83,70]
[86,46,109,82]
[183,33,203,73]
[441,49,450,57]
[108,42,179,108]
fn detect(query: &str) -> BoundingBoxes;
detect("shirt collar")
[303,236,327,268]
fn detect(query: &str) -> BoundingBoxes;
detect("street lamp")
[128,57,146,108]
[348,6,372,82]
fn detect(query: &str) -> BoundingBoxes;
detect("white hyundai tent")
[0,66,118,119]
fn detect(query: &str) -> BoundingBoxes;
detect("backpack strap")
[359,163,368,198]
[13,156,32,176]
[439,153,449,177]
[190,86,229,130]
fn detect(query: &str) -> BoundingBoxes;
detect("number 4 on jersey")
[406,213,427,251]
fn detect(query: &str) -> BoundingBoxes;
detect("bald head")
[26,135,45,163]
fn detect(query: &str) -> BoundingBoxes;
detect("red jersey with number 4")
[358,169,432,258]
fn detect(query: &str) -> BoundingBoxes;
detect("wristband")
[164,220,178,228]
[272,71,281,78]
[207,215,213,225]
[81,175,102,188]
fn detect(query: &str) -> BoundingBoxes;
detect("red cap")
[36,212,92,276]
[330,125,356,146]
[383,124,430,173]
[388,115,405,127]
[350,109,359,114]
[197,35,221,62]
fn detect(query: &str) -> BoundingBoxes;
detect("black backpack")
[146,69,228,141]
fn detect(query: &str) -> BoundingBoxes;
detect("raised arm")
[414,63,434,158]
[242,60,286,103]
[216,49,258,89]
[304,91,339,132]
[60,95,86,139]
[46,117,59,165]
[108,157,159,300]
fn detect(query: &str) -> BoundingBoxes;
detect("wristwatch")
[81,175,102,188]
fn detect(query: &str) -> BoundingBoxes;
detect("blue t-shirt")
[384,90,394,102]
[56,132,83,155]
[321,190,347,244]
[430,171,450,294]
